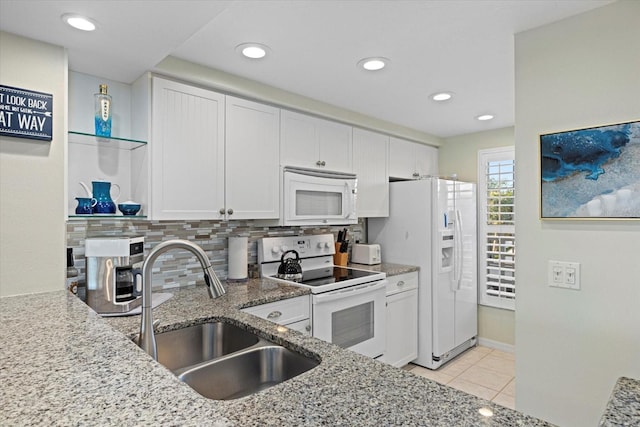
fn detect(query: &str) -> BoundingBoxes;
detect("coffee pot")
[277,250,303,282]
[80,180,120,214]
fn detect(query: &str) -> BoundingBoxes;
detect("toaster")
[351,244,381,265]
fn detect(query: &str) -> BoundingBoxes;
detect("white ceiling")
[0,0,613,138]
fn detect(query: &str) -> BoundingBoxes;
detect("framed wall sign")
[0,84,53,141]
[540,120,640,219]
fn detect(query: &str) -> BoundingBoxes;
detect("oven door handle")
[313,280,387,303]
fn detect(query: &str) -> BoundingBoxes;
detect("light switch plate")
[548,260,581,290]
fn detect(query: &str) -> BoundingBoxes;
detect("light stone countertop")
[349,262,419,276]
[599,377,640,426]
[2,273,559,426]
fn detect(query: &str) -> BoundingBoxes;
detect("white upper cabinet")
[151,77,225,220]
[225,96,280,220]
[352,128,389,218]
[389,137,438,179]
[281,110,353,173]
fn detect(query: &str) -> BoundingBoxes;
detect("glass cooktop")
[277,266,380,287]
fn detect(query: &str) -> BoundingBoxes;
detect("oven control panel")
[258,234,335,263]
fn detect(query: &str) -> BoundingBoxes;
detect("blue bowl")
[118,203,141,216]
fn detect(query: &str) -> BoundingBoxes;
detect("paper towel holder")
[227,236,249,282]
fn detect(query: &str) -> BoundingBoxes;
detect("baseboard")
[477,337,515,354]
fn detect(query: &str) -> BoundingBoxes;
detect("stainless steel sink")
[156,322,260,372]
[178,345,319,400]
[152,321,319,400]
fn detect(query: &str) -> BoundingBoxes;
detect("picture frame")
[540,120,640,220]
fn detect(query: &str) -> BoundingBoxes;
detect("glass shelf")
[68,131,147,150]
[68,214,148,220]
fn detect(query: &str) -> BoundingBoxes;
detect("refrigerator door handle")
[453,209,463,290]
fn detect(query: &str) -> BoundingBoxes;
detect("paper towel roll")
[228,237,248,280]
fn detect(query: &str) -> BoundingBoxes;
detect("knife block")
[333,243,348,266]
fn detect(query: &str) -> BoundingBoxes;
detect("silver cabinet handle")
[305,324,311,332]
[227,208,234,215]
[219,208,226,215]
[321,160,326,166]
[267,310,282,319]
[397,280,405,286]
[412,172,420,178]
[316,160,326,166]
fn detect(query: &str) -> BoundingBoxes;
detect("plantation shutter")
[478,147,516,310]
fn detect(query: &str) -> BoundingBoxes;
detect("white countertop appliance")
[351,243,381,265]
[258,234,386,358]
[369,178,478,369]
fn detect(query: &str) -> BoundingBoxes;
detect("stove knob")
[316,242,324,249]
[271,246,280,254]
[324,242,331,249]
[281,245,288,252]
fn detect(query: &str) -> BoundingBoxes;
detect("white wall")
[440,127,516,347]
[0,32,67,296]
[514,2,640,426]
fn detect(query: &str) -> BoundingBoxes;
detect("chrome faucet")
[137,239,226,360]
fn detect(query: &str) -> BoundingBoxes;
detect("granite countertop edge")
[598,376,640,426]
[1,262,563,426]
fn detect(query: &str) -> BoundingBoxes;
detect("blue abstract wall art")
[540,120,640,219]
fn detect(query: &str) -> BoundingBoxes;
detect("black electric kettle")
[277,250,303,282]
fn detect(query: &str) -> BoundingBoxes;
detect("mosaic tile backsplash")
[66,219,366,290]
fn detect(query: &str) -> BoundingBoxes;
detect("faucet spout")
[138,239,226,360]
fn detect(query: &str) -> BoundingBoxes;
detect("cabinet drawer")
[385,272,418,296]
[242,295,310,325]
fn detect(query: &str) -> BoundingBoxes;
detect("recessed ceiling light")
[236,43,270,59]
[358,57,389,71]
[476,114,495,121]
[61,13,96,31]
[431,92,453,102]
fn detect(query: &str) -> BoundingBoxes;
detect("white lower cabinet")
[379,272,418,367]
[242,295,312,336]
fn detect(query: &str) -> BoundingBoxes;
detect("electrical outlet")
[548,260,581,290]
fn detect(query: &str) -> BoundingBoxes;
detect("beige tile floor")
[404,346,516,409]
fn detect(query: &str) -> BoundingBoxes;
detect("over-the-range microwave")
[281,166,358,226]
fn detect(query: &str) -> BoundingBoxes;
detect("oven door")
[312,280,386,358]
[283,167,357,226]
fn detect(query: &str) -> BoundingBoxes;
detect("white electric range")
[258,234,387,358]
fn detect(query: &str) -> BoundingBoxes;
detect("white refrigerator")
[369,178,477,369]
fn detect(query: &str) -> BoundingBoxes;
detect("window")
[478,147,515,310]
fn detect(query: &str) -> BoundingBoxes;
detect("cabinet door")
[225,96,280,220]
[316,118,353,173]
[353,128,389,217]
[380,288,418,367]
[280,110,319,169]
[415,143,439,177]
[281,110,353,172]
[389,137,417,179]
[151,78,224,220]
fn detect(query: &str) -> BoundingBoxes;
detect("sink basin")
[152,320,319,400]
[156,321,260,372]
[179,345,320,400]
